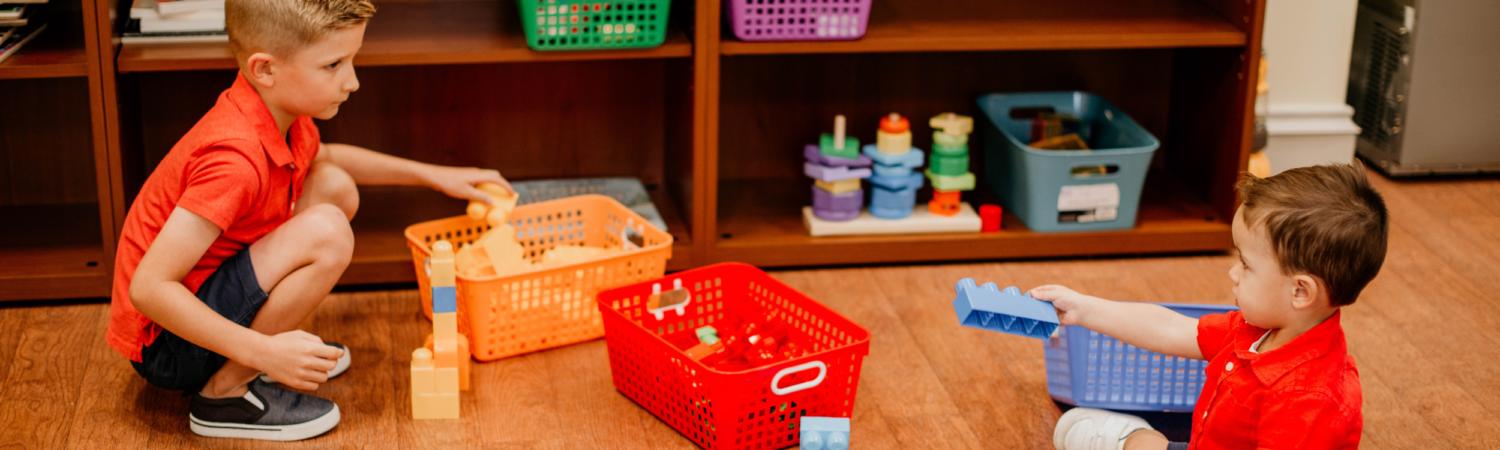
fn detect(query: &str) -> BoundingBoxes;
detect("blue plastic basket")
[1043,303,1237,412]
[977,92,1159,233]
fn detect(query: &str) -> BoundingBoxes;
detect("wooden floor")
[3,169,1499,449]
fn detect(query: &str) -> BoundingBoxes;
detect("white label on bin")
[1058,184,1120,223]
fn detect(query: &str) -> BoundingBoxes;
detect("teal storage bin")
[977,92,1159,232]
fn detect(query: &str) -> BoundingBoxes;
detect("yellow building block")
[433,311,459,345]
[436,367,461,395]
[425,333,471,391]
[467,183,520,227]
[429,241,456,288]
[479,225,534,276]
[433,336,461,369]
[411,348,458,420]
[815,178,862,195]
[929,112,974,136]
[876,129,912,155]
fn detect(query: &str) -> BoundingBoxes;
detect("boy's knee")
[298,204,354,263]
[306,161,359,219]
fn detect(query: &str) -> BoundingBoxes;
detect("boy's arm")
[317,142,513,203]
[129,207,341,390]
[1030,285,1203,360]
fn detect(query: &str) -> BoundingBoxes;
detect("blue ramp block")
[952,278,1060,339]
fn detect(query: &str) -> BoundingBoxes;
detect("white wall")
[1260,0,1363,173]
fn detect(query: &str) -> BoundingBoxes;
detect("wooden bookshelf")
[0,0,1266,300]
[116,0,693,73]
[0,12,90,79]
[719,0,1247,55]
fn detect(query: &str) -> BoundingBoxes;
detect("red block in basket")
[598,263,872,450]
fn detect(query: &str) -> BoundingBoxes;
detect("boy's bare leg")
[199,163,359,398]
[1124,429,1171,450]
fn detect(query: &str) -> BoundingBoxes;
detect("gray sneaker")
[258,342,351,384]
[188,379,341,441]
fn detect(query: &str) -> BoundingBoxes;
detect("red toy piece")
[980,204,1003,232]
[879,113,910,134]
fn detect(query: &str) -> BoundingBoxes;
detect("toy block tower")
[862,113,925,220]
[926,113,976,216]
[412,240,469,420]
[805,115,873,221]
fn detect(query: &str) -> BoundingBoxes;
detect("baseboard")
[1263,103,1362,174]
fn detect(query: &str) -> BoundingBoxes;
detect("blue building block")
[869,171,924,191]
[800,416,850,450]
[805,162,872,183]
[862,144,924,169]
[870,185,918,219]
[432,286,458,314]
[805,144,873,167]
[952,278,1060,339]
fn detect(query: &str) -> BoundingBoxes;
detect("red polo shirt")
[1189,311,1362,449]
[107,72,320,362]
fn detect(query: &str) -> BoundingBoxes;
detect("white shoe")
[1053,407,1154,450]
[259,342,350,385]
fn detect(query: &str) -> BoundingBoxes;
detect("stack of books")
[123,0,225,44]
[0,0,46,66]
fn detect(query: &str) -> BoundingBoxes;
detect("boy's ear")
[245,52,277,88]
[1289,274,1325,310]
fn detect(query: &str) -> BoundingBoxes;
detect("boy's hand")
[422,165,514,204]
[253,330,345,390]
[1029,284,1103,326]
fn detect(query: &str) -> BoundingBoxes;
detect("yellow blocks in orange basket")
[465,183,519,227]
[412,240,470,420]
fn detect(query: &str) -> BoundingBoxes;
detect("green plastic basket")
[518,0,672,51]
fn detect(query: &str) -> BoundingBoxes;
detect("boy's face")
[266,23,366,120]
[1228,205,1301,330]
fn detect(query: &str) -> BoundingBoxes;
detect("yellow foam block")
[425,333,472,391]
[433,312,459,343]
[467,183,520,226]
[537,244,620,268]
[433,336,460,369]
[815,179,862,195]
[876,129,912,155]
[411,347,457,420]
[436,367,460,395]
[429,241,456,288]
[479,225,534,276]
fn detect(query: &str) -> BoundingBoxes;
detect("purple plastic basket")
[724,0,872,42]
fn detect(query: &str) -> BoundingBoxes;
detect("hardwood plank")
[63,300,153,450]
[0,302,103,448]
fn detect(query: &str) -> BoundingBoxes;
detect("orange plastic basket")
[598,263,871,450]
[405,194,673,361]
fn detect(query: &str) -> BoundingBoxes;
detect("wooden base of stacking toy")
[802,203,981,237]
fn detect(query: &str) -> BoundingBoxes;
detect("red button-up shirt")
[107,72,320,362]
[1189,311,1362,449]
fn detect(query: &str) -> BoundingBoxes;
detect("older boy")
[106,0,511,441]
[1036,164,1386,450]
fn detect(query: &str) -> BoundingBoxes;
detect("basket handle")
[771,361,827,396]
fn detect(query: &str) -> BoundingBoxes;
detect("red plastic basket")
[597,263,871,450]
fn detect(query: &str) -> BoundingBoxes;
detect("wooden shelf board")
[117,0,692,73]
[719,0,1246,55]
[712,172,1232,267]
[0,203,109,301]
[0,13,90,80]
[340,183,694,285]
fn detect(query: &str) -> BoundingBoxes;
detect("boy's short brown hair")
[226,0,376,59]
[1237,163,1388,307]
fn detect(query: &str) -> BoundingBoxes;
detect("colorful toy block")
[876,113,912,155]
[928,153,970,177]
[862,144,923,170]
[466,183,519,227]
[868,171,925,191]
[410,348,459,420]
[870,185,919,219]
[980,204,1003,232]
[932,130,968,146]
[931,142,968,156]
[804,162,871,182]
[818,115,860,159]
[951,278,1060,340]
[423,334,471,391]
[800,416,851,450]
[812,185,863,221]
[804,144,873,167]
[930,112,974,136]
[925,170,976,191]
[929,190,962,216]
[815,178,863,195]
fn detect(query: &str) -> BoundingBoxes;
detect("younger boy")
[106,0,512,441]
[1034,163,1386,450]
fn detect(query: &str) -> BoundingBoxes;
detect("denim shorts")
[131,250,269,392]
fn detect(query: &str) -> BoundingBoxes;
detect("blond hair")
[1236,163,1389,306]
[227,0,376,59]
